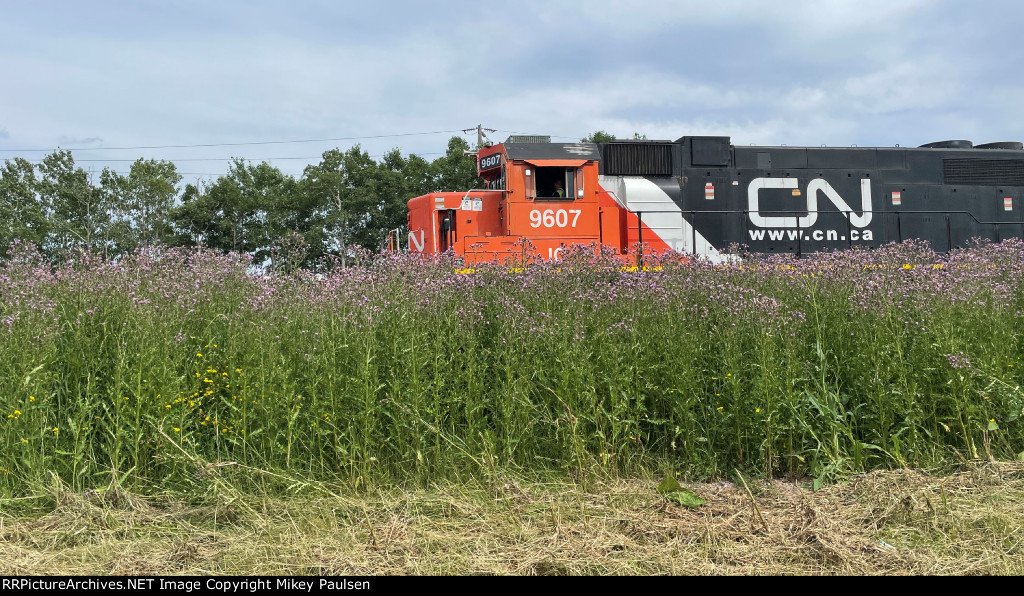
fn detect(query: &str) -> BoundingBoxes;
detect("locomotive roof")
[502,143,601,161]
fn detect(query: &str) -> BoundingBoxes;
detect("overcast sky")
[2,0,1023,182]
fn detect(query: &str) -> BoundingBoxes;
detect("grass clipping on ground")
[1,463,1022,575]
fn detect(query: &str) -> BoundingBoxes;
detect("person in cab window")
[552,180,565,198]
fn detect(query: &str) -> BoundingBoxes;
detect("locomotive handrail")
[459,188,507,200]
[624,209,1024,227]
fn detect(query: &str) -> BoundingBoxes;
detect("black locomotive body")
[597,137,1024,254]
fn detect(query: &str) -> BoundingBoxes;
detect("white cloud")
[565,0,930,38]
[55,136,103,147]
[2,0,1023,179]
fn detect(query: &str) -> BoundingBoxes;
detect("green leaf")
[657,476,706,508]
[657,476,681,495]
[664,489,706,508]
[988,421,999,431]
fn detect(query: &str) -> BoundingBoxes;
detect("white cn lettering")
[408,229,425,252]
[806,178,872,228]
[748,178,872,229]
[747,178,810,228]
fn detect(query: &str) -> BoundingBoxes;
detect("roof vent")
[505,135,551,144]
[919,140,973,149]
[601,142,673,176]
[976,141,1024,150]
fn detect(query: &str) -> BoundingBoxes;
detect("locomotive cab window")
[533,167,576,200]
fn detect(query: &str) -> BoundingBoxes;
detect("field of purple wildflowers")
[1,239,1022,496]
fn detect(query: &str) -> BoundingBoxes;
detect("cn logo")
[748,178,872,228]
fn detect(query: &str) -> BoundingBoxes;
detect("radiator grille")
[943,159,1024,186]
[602,143,673,176]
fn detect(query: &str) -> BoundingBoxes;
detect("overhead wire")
[0,129,469,153]
[19,152,446,164]
[1,126,593,180]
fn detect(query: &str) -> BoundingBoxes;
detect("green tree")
[0,157,47,257]
[401,152,435,198]
[300,146,381,264]
[170,159,295,263]
[581,131,616,144]
[168,181,210,248]
[100,159,181,257]
[36,150,109,258]
[430,136,481,192]
[371,149,424,250]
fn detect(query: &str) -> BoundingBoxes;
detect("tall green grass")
[1,240,1022,496]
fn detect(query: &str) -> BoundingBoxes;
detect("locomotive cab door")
[438,209,457,252]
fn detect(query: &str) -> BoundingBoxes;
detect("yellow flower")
[196,353,203,357]
[21,439,28,444]
[13,410,21,416]
[990,418,996,423]
[52,427,58,435]
[29,396,34,402]
[174,428,181,432]
[166,404,172,409]
[717,406,724,411]
[756,408,761,413]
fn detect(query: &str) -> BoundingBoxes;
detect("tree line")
[0,136,481,269]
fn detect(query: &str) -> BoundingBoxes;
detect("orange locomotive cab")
[406,136,676,264]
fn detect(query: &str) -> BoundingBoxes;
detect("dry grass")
[1,463,1022,575]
